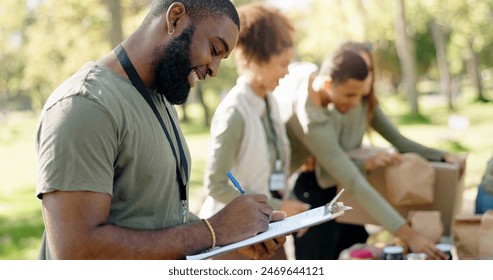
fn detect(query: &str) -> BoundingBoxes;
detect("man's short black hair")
[319,49,369,84]
[147,0,239,29]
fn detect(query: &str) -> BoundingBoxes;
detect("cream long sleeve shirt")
[199,77,290,217]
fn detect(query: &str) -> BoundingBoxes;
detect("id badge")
[269,160,285,192]
[269,172,285,191]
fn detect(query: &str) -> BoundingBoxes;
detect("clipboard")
[187,189,351,260]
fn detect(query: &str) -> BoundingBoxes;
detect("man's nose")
[207,57,221,78]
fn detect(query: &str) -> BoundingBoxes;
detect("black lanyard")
[264,98,283,199]
[114,44,189,223]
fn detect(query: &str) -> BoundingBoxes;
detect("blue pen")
[226,171,245,194]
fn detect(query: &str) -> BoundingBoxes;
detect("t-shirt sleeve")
[36,95,118,198]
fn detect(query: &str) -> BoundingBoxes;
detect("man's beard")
[151,25,196,105]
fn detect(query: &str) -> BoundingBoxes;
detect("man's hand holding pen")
[207,194,286,259]
[204,171,287,259]
[208,194,274,245]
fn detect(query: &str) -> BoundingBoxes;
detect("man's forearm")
[47,219,213,259]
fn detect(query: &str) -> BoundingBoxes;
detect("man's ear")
[166,2,187,35]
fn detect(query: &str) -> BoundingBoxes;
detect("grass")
[1,92,492,259]
[0,111,43,259]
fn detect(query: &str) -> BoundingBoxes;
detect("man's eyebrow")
[216,36,230,53]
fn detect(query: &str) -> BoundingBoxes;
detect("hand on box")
[364,150,403,171]
[396,224,448,260]
[442,152,466,176]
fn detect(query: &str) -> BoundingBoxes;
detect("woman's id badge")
[269,160,285,192]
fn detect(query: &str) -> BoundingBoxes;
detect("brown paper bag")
[479,210,493,258]
[453,214,481,259]
[385,153,435,206]
[408,210,443,243]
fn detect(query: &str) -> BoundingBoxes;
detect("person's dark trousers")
[292,171,368,260]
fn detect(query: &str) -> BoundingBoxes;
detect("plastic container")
[383,246,404,260]
[436,243,453,260]
[406,253,427,260]
[349,248,373,260]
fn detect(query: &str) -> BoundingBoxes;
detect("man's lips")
[188,68,204,88]
[194,68,206,81]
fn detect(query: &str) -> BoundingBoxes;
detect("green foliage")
[21,0,109,109]
[199,55,238,111]
[441,139,470,153]
[0,0,150,111]
[0,194,44,260]
[0,1,29,110]
[0,111,42,259]
[373,40,401,83]
[397,112,432,125]
[2,0,493,115]
[414,29,437,75]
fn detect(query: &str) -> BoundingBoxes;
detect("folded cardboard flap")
[336,160,464,235]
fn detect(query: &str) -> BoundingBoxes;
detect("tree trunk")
[195,82,210,127]
[180,102,189,123]
[467,38,487,102]
[394,0,420,115]
[102,0,124,49]
[430,19,453,110]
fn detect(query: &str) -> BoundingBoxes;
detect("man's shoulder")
[43,62,127,111]
[43,62,95,108]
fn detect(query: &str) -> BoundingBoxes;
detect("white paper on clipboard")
[187,203,351,260]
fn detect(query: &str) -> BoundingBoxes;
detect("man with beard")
[35,0,285,260]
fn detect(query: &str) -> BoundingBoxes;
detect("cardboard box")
[336,159,465,235]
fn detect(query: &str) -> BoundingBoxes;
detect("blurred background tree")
[0,0,150,111]
[1,0,492,122]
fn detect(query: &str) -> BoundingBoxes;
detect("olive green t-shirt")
[35,62,193,259]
